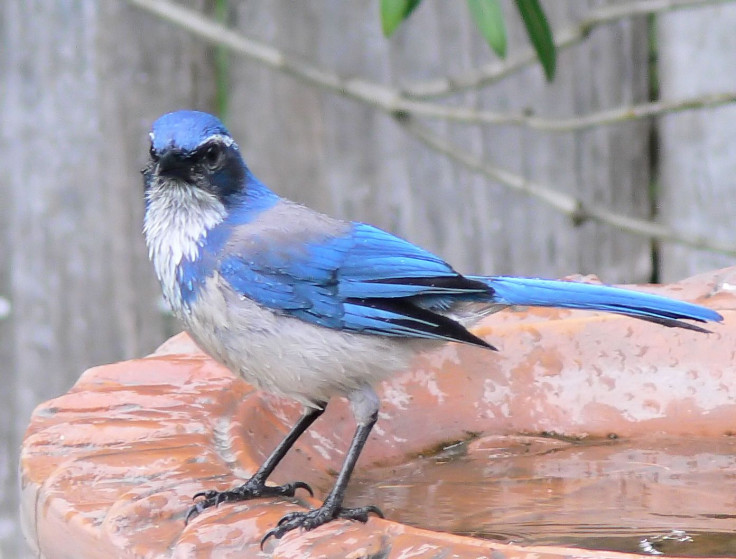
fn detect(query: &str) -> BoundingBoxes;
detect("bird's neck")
[226,170,280,221]
[144,183,227,312]
[144,171,280,313]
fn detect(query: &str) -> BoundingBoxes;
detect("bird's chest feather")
[184,275,421,404]
[143,183,227,316]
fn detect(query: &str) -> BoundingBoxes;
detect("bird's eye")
[202,144,223,170]
[149,143,159,162]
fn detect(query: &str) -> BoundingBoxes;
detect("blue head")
[150,110,231,154]
[146,110,248,204]
[144,111,279,312]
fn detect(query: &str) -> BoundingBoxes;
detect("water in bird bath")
[346,434,736,556]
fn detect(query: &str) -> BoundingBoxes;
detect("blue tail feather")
[472,276,722,332]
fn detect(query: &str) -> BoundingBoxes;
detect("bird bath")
[20,268,736,558]
[346,434,736,556]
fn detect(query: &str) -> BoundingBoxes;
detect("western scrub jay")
[143,110,722,544]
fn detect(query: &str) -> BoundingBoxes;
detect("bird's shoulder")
[214,197,492,344]
[224,197,351,260]
[220,198,458,283]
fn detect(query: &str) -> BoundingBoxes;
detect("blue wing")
[219,222,493,347]
[191,207,720,345]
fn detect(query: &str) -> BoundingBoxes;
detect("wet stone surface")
[347,434,736,556]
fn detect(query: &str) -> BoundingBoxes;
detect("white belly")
[181,274,427,406]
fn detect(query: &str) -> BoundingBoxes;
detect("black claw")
[183,479,313,525]
[260,504,384,549]
[185,502,204,524]
[292,481,314,497]
[276,511,299,527]
[363,505,384,519]
[192,489,218,501]
[335,504,384,522]
[260,527,279,549]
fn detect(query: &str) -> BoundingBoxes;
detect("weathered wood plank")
[657,5,736,282]
[0,1,214,555]
[228,0,652,283]
[0,1,665,555]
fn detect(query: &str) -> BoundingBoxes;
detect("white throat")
[143,180,226,313]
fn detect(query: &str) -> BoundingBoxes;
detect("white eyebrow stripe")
[201,134,235,148]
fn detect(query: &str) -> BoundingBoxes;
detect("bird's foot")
[261,504,383,547]
[186,478,313,523]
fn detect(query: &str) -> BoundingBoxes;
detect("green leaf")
[515,0,556,81]
[381,0,423,37]
[467,0,507,58]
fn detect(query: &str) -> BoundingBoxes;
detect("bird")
[143,110,722,544]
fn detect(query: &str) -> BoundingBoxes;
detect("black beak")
[157,150,193,180]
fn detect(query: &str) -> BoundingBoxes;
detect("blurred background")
[1,0,735,556]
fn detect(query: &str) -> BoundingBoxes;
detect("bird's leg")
[186,403,326,522]
[261,386,384,545]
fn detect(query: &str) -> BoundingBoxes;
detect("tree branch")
[519,92,736,132]
[399,118,736,257]
[127,0,736,257]
[401,0,734,99]
[128,0,736,133]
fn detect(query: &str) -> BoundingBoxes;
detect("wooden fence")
[1,1,733,555]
